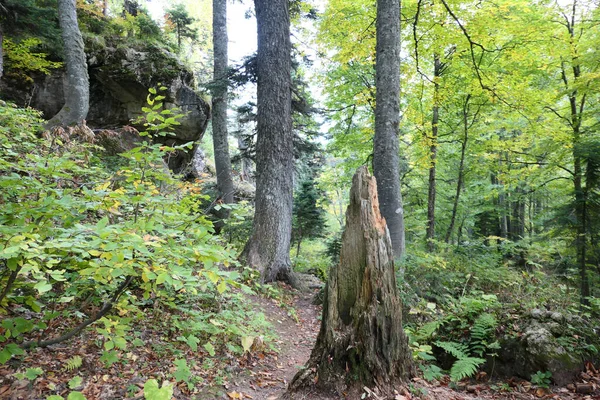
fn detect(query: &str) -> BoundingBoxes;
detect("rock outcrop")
[492,309,588,386]
[0,41,210,174]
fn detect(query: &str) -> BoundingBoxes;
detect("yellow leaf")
[241,336,254,353]
[227,391,244,399]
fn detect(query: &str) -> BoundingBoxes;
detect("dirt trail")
[225,288,322,400]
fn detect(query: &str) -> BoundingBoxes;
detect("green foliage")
[435,341,485,382]
[68,376,83,390]
[3,38,63,81]
[531,371,552,388]
[0,94,240,366]
[63,356,83,372]
[165,4,198,50]
[143,379,173,400]
[292,177,328,257]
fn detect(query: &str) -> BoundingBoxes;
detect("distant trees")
[292,176,327,258]
[241,0,296,285]
[48,0,89,126]
[165,4,198,51]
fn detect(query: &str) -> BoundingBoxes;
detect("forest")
[0,0,599,399]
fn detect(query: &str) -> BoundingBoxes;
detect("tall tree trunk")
[426,54,441,252]
[445,94,470,244]
[288,167,413,397]
[373,0,405,259]
[561,3,589,303]
[48,0,89,127]
[0,27,4,80]
[102,0,108,16]
[211,0,234,226]
[241,0,295,285]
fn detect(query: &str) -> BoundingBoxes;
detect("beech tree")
[48,0,89,127]
[241,0,296,285]
[373,0,405,258]
[211,0,234,224]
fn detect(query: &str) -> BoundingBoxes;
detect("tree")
[165,4,198,51]
[292,177,327,258]
[373,0,405,258]
[47,0,89,127]
[211,0,234,227]
[288,167,412,396]
[241,0,296,285]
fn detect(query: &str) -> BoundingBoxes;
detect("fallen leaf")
[227,391,244,399]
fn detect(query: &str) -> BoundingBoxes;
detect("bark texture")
[426,54,441,252]
[288,167,412,396]
[49,0,89,127]
[211,0,234,224]
[0,27,4,80]
[241,0,295,284]
[373,0,405,259]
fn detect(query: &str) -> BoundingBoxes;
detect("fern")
[436,341,485,382]
[470,313,497,356]
[64,355,83,372]
[435,341,469,360]
[450,357,486,381]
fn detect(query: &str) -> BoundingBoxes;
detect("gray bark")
[445,95,470,244]
[211,0,234,222]
[373,0,405,259]
[241,0,295,285]
[0,27,3,80]
[426,54,441,252]
[48,0,89,127]
[288,167,413,396]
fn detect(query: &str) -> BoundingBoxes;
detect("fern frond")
[471,313,497,356]
[450,357,485,382]
[64,355,83,372]
[435,341,469,360]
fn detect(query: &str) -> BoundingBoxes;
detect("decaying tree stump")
[287,166,413,397]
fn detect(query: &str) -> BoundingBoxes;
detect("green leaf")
[24,367,44,380]
[46,396,64,400]
[203,342,215,357]
[143,379,173,400]
[67,392,86,400]
[96,217,109,230]
[172,359,191,382]
[68,376,83,389]
[34,281,52,294]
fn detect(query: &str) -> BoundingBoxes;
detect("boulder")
[491,309,583,386]
[0,41,210,174]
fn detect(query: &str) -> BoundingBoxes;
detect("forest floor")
[210,284,600,400]
[1,283,599,399]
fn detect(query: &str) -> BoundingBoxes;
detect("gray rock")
[1,42,210,174]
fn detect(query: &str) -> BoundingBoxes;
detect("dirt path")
[224,288,322,400]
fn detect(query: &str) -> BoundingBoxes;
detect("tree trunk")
[0,27,4,80]
[48,0,89,127]
[373,0,405,259]
[445,95,470,244]
[426,54,441,252]
[211,0,234,226]
[241,0,295,285]
[288,167,413,397]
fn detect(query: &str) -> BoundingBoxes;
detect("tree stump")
[287,166,413,397]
